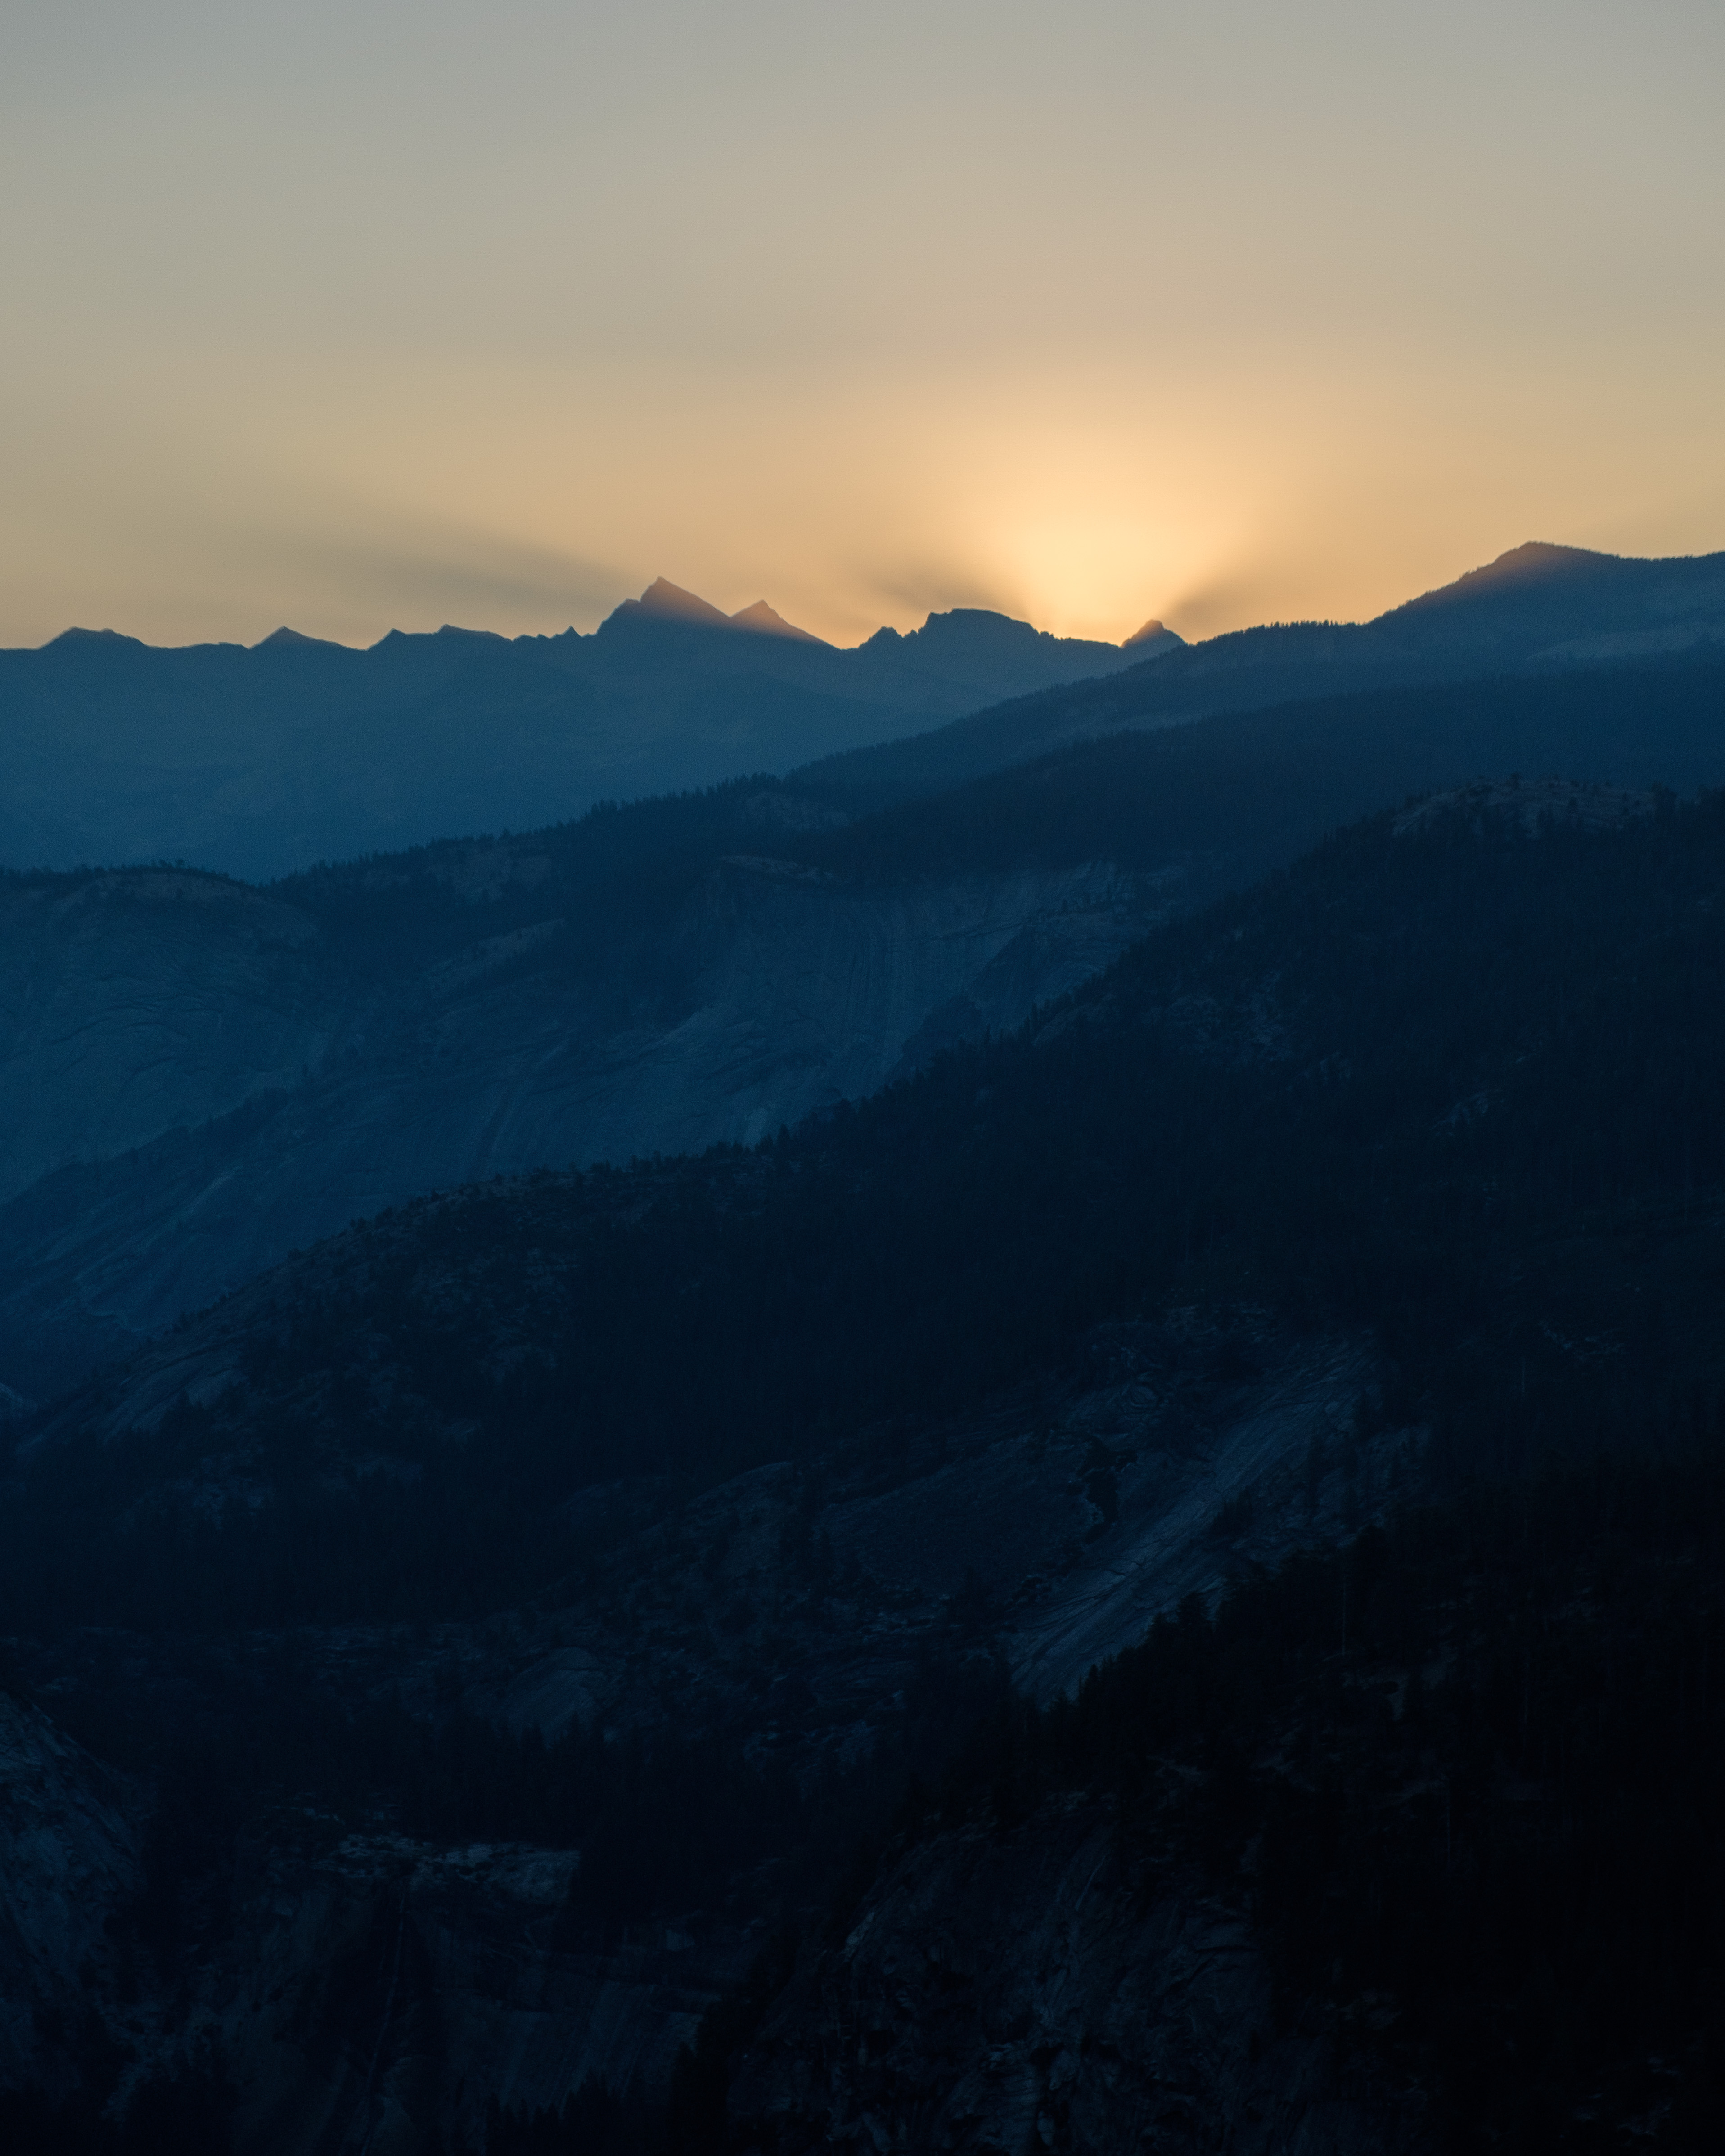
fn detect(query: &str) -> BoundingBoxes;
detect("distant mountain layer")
[6,541,1724,883]
[0,581,1171,881]
[800,540,1725,807]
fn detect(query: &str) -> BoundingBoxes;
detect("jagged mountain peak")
[727,598,827,644]
[252,625,348,651]
[608,580,829,644]
[1122,616,1180,650]
[43,626,147,649]
[613,576,735,629]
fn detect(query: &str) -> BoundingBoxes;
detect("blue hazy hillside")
[0,580,1172,882]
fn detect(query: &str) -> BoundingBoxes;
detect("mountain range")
[3,536,1725,2151]
[0,579,1175,883]
[5,540,1724,885]
[799,537,1725,808]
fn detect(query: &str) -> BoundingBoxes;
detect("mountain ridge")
[4,646,1723,1400]
[0,586,1173,882]
[8,540,1722,884]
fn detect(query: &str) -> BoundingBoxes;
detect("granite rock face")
[731,1813,1427,2155]
[0,854,1175,1395]
[0,871,332,1209]
[126,1832,731,2156]
[0,1694,139,2094]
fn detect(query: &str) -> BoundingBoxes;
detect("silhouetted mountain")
[608,575,741,630]
[606,579,824,643]
[802,539,1725,807]
[1382,536,1725,663]
[0,586,1166,881]
[9,541,1720,885]
[725,599,822,642]
[252,624,347,651]
[5,783,1725,2149]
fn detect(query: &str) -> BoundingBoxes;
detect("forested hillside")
[4,784,1725,2150]
[14,781,1725,1624]
[734,1449,1725,2151]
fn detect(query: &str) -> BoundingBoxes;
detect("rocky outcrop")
[0,1694,140,2095]
[730,1811,1427,2154]
[822,1326,1396,1703]
[152,1834,744,2156]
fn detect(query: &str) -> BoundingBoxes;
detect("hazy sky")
[4,0,1722,648]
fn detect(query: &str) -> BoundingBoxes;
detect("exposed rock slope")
[4,1305,1391,2153]
[0,849,1172,1393]
[0,870,333,1209]
[0,1694,139,2095]
[731,1812,1422,2155]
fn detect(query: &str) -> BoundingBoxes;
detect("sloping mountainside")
[800,539,1725,808]
[3,648,1722,1400]
[0,812,1174,1400]
[0,582,1170,882]
[3,786,1725,2151]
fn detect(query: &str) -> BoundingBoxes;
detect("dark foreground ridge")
[3,784,1725,2148]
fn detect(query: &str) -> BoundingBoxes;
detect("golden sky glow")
[3,1,1723,648]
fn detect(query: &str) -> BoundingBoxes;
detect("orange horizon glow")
[2,3,1721,654]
